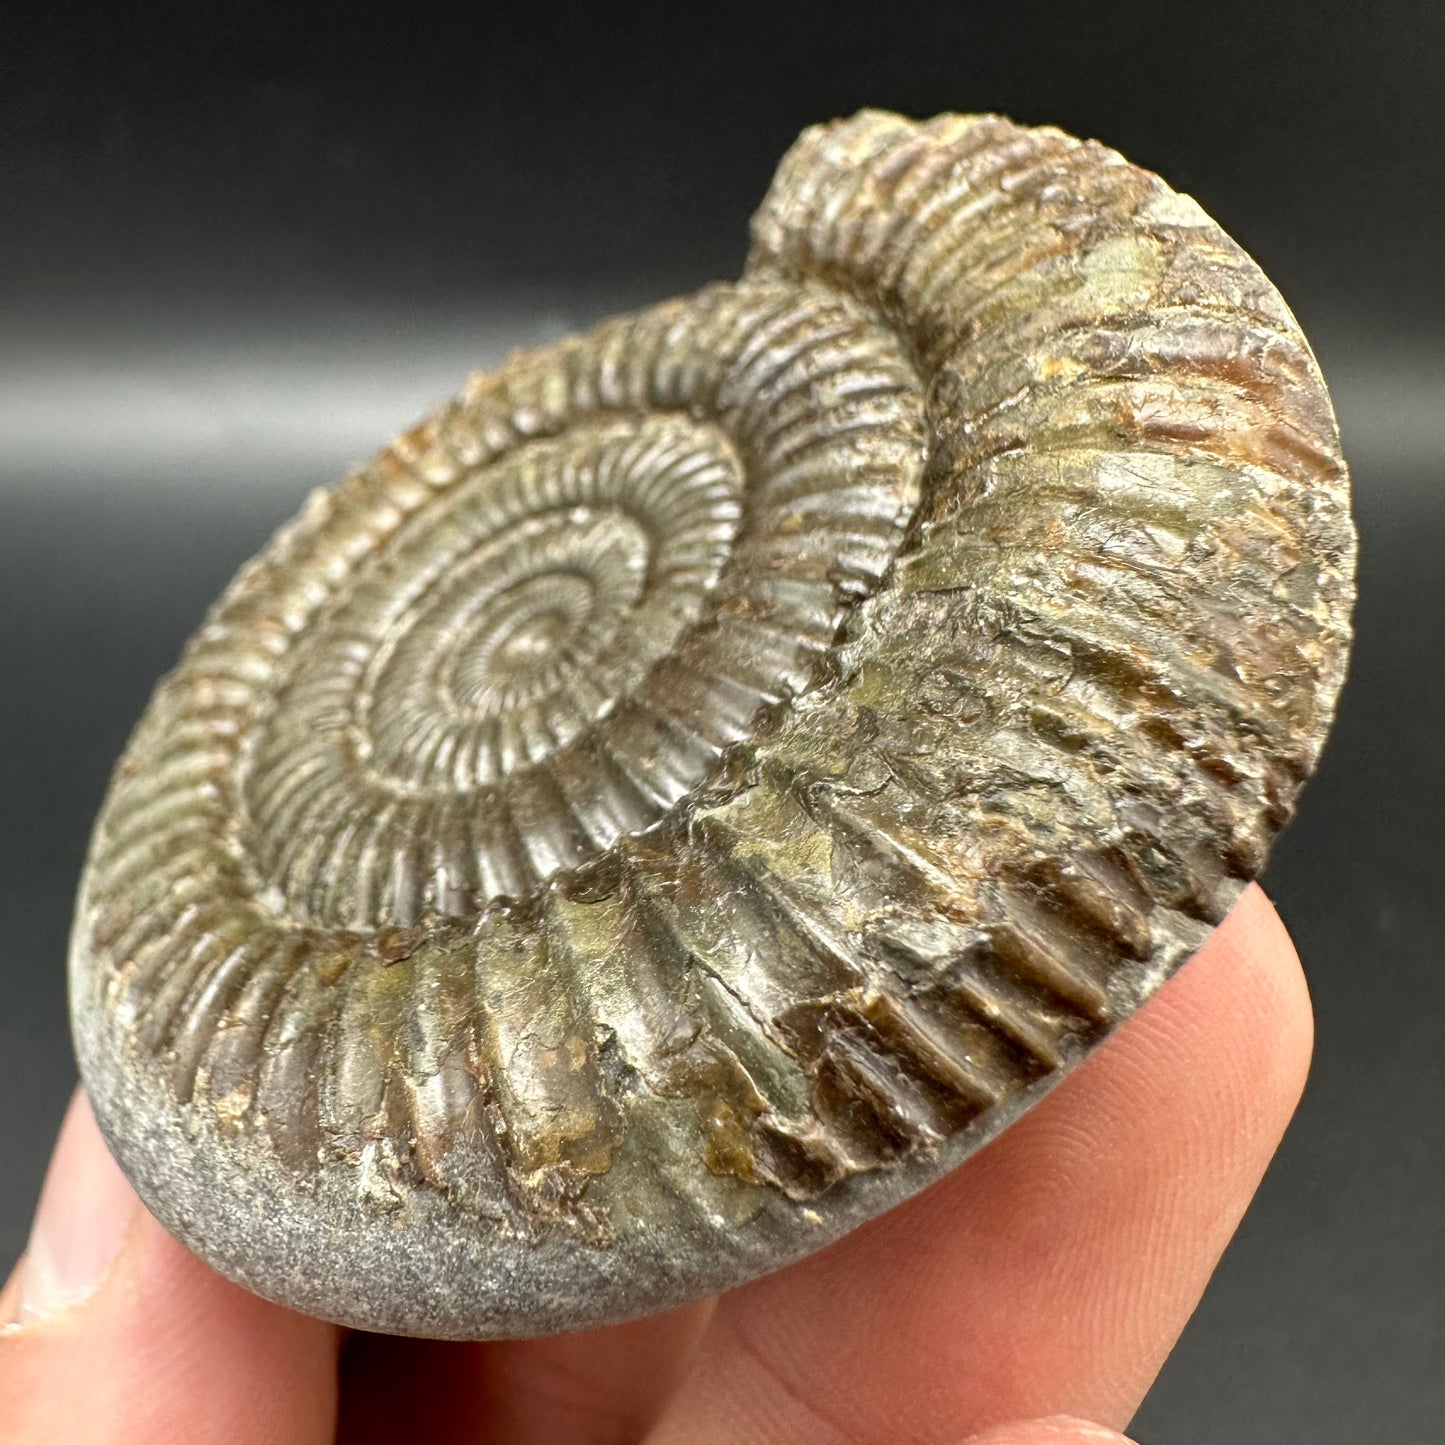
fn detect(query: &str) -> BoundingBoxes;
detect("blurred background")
[1,3,1440,1436]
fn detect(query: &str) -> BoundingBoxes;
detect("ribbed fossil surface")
[70,110,1355,1338]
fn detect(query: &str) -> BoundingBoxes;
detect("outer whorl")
[70,111,1355,1338]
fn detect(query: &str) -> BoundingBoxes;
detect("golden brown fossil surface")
[69,110,1355,1338]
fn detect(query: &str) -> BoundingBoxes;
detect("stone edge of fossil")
[76,906,1212,1338]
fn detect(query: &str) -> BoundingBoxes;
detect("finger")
[0,1090,341,1445]
[337,1300,714,1445]
[964,1418,1135,1445]
[645,884,1312,1444]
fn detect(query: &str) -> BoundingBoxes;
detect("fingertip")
[963,1416,1136,1444]
[1151,883,1314,1176]
[4,1090,138,1331]
[1214,882,1314,1096]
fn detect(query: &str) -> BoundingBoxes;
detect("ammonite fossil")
[69,110,1355,1338]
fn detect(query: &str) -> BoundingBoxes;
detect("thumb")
[0,1089,340,1444]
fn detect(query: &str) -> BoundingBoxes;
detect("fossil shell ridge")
[69,110,1355,1338]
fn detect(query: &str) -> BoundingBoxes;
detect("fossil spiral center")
[454,584,590,705]
[230,289,925,930]
[358,504,677,792]
[240,417,755,923]
[442,571,613,714]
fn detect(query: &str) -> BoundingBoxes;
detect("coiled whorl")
[71,111,1354,1338]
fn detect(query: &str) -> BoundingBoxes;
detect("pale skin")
[0,883,1311,1444]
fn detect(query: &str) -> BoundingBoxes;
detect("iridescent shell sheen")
[70,111,1355,1338]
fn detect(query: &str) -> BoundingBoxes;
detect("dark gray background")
[1,3,1440,1438]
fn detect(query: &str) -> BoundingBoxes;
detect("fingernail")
[11,1091,137,1326]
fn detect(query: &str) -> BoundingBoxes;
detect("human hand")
[0,883,1310,1444]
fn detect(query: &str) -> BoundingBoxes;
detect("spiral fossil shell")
[70,110,1355,1338]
